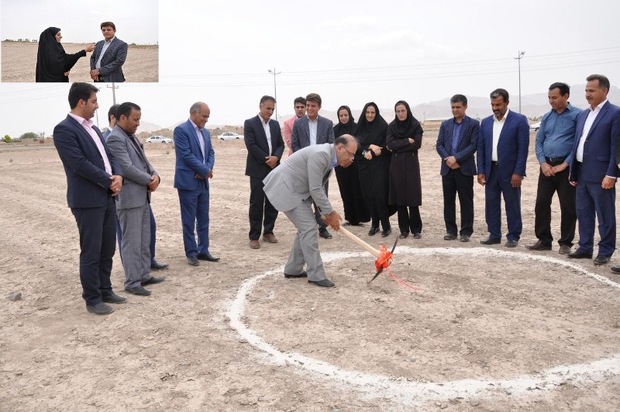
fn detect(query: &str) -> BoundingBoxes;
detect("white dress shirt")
[492,109,508,162]
[576,100,607,162]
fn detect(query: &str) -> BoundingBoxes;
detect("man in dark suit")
[53,82,125,315]
[173,102,219,266]
[568,74,620,266]
[243,95,285,249]
[477,88,530,248]
[106,102,165,297]
[90,21,127,82]
[291,93,335,239]
[436,94,479,242]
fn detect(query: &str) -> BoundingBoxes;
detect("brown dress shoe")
[249,240,260,249]
[262,233,278,243]
[558,245,572,255]
[526,240,552,251]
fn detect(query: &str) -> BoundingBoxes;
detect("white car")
[218,132,243,141]
[529,121,541,131]
[145,135,173,144]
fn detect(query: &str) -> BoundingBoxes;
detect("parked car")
[529,121,541,131]
[145,135,173,144]
[218,132,243,141]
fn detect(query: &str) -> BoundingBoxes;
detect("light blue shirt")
[535,103,582,165]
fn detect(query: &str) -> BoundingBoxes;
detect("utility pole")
[267,67,281,121]
[514,50,525,113]
[107,82,119,105]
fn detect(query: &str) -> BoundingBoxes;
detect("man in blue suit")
[243,95,285,249]
[90,21,127,82]
[436,94,479,242]
[173,102,219,266]
[291,93,335,239]
[477,88,530,247]
[53,82,126,315]
[568,74,620,266]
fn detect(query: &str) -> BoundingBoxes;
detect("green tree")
[19,132,39,140]
[3,135,11,143]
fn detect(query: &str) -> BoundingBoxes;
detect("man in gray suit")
[90,21,127,82]
[291,93,335,239]
[106,102,165,296]
[263,134,358,287]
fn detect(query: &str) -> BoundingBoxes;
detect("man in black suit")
[53,82,125,315]
[436,94,479,242]
[243,95,285,249]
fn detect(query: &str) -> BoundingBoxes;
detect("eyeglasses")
[343,146,356,160]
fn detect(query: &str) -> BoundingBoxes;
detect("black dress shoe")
[413,233,422,239]
[319,229,332,239]
[125,285,151,296]
[399,232,409,239]
[611,266,620,274]
[480,236,501,245]
[459,234,470,242]
[102,291,127,304]
[141,276,166,286]
[505,240,519,248]
[526,240,552,251]
[568,250,593,259]
[368,226,380,236]
[150,260,169,270]
[443,233,457,240]
[197,252,220,262]
[381,228,392,237]
[284,271,308,279]
[187,256,199,266]
[594,255,611,265]
[86,302,114,315]
[308,278,335,287]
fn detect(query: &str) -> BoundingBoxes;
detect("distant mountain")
[283,85,620,125]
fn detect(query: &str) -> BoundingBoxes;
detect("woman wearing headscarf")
[334,105,370,226]
[35,27,94,82]
[386,100,424,239]
[356,102,392,237]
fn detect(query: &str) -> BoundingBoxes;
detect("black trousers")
[534,166,576,246]
[71,197,117,306]
[249,176,278,240]
[397,206,421,235]
[441,169,474,236]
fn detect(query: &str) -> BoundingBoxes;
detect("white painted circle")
[226,247,620,406]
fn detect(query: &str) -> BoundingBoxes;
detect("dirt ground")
[1,41,159,83]
[0,132,619,411]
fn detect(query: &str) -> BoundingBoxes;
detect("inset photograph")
[1,0,158,82]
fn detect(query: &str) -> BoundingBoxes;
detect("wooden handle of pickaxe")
[336,226,381,258]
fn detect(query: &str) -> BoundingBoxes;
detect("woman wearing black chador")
[35,27,94,82]
[356,102,392,237]
[334,105,369,226]
[386,100,424,239]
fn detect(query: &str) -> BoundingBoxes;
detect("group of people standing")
[242,93,427,288]
[53,83,219,315]
[241,74,620,289]
[52,73,620,313]
[36,21,127,82]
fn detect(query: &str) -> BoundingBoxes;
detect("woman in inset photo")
[35,27,94,82]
